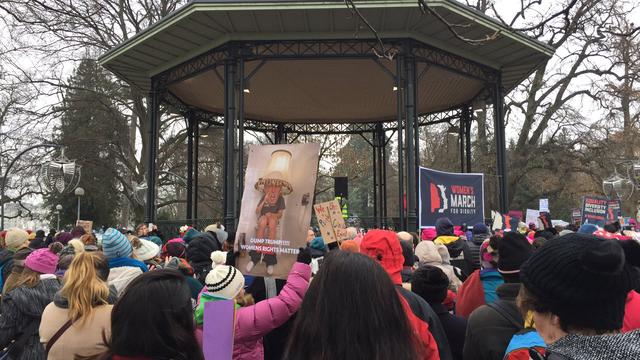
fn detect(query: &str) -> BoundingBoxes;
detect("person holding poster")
[236,144,320,279]
[197,250,312,360]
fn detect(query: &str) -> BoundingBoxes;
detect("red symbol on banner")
[430,183,441,213]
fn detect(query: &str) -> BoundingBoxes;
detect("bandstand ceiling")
[168,59,484,123]
[99,0,554,122]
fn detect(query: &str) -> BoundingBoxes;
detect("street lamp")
[74,187,85,222]
[55,204,62,230]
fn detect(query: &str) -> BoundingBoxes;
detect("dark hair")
[285,251,421,360]
[532,237,548,250]
[604,222,621,234]
[104,270,203,360]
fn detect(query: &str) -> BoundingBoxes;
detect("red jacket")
[456,270,485,318]
[399,291,440,360]
[623,291,640,333]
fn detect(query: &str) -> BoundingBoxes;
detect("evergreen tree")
[45,59,127,228]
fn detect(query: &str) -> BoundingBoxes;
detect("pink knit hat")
[421,228,437,241]
[25,248,59,274]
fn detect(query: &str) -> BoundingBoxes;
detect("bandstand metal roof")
[99,0,554,124]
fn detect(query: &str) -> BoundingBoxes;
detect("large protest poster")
[235,144,320,279]
[419,167,484,228]
[607,200,622,222]
[581,196,609,227]
[313,200,347,244]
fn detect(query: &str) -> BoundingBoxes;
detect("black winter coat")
[398,286,453,360]
[463,283,523,360]
[0,277,61,360]
[468,234,489,271]
[0,249,14,287]
[430,302,467,360]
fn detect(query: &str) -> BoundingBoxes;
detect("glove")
[297,247,312,265]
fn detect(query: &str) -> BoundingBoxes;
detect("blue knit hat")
[472,223,489,235]
[102,228,133,259]
[310,236,326,250]
[578,223,598,234]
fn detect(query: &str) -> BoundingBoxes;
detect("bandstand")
[99,0,554,231]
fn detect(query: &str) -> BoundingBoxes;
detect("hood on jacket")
[435,244,452,265]
[435,236,464,258]
[415,241,442,266]
[435,217,455,236]
[186,233,219,264]
[360,229,404,284]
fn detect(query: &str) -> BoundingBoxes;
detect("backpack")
[487,301,549,360]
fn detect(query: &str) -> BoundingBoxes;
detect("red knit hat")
[360,230,404,284]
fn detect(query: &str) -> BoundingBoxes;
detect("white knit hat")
[205,251,244,299]
[5,228,29,251]
[133,239,160,261]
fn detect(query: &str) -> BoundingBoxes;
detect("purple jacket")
[233,262,311,360]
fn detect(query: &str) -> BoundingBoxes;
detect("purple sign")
[203,300,236,360]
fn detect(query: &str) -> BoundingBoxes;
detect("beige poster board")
[235,144,320,279]
[313,200,347,244]
[75,220,93,234]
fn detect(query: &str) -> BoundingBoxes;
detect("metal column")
[223,59,238,231]
[194,123,199,220]
[275,124,286,144]
[186,114,194,223]
[145,81,159,223]
[493,76,508,213]
[404,55,418,231]
[381,131,388,228]
[372,130,378,227]
[459,117,466,173]
[396,55,405,230]
[464,106,472,173]
[238,58,246,216]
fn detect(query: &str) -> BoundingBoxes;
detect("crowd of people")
[0,217,639,360]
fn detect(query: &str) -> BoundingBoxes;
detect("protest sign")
[75,220,93,234]
[491,211,520,231]
[571,209,582,224]
[607,200,621,222]
[419,167,484,228]
[525,209,540,227]
[313,200,347,244]
[491,210,503,230]
[235,144,320,279]
[581,196,609,227]
[203,300,235,360]
[539,199,549,213]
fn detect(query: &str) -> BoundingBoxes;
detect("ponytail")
[61,252,110,324]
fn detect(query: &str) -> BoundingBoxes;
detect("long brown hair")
[13,267,41,289]
[61,252,110,325]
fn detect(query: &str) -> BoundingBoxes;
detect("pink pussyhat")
[421,228,437,241]
[25,248,59,274]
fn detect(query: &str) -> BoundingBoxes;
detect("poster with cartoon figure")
[235,144,320,279]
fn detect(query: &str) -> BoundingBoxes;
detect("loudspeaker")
[334,177,348,199]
